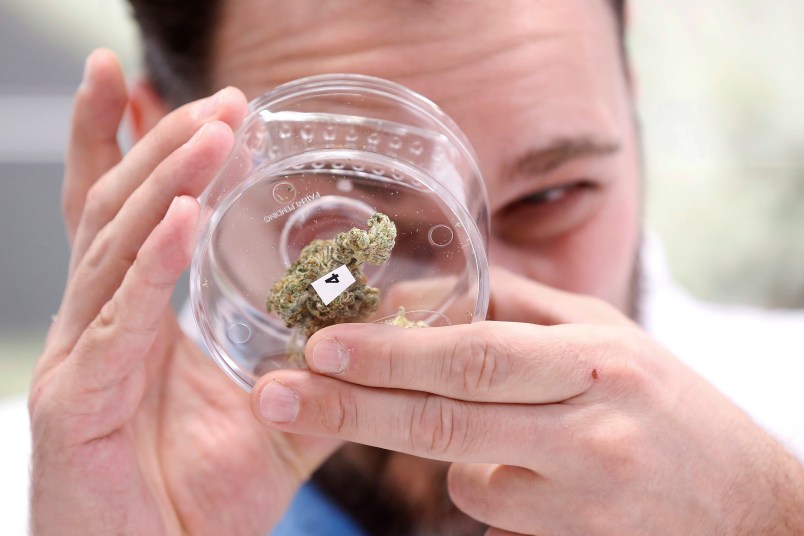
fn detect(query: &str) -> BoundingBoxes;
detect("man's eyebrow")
[511,137,621,178]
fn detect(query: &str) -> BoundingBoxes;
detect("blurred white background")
[1,0,802,396]
[631,0,804,308]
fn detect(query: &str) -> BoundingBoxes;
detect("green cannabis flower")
[382,307,429,329]
[267,213,397,339]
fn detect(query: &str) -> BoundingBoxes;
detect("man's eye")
[521,184,576,205]
[493,181,599,244]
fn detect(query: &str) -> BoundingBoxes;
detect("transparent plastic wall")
[191,74,490,391]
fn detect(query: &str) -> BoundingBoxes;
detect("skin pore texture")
[28,0,804,535]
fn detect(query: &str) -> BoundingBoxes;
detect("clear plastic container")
[190,74,490,391]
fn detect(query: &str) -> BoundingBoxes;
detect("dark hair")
[127,0,221,107]
[126,0,627,107]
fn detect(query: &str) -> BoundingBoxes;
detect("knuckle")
[586,294,615,314]
[82,180,115,229]
[614,361,654,397]
[446,465,487,517]
[96,298,118,332]
[27,383,77,440]
[137,256,178,292]
[94,296,153,340]
[78,226,111,272]
[445,325,505,397]
[409,395,469,458]
[577,415,648,483]
[145,118,176,153]
[469,328,504,395]
[78,225,138,288]
[319,388,358,435]
[609,360,655,401]
[579,294,630,325]
[27,371,82,445]
[383,338,405,385]
[589,327,660,399]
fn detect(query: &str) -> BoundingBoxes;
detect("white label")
[311,264,356,306]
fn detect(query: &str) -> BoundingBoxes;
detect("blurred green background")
[1,0,803,397]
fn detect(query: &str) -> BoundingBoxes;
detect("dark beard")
[628,243,644,325]
[311,445,487,536]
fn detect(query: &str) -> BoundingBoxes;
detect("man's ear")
[127,77,170,143]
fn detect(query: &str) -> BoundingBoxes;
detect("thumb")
[487,267,631,326]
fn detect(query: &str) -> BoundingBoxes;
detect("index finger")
[304,322,614,403]
[488,267,633,326]
[63,49,126,241]
[68,85,247,276]
[252,368,563,468]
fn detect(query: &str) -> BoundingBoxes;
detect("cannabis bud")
[381,307,429,329]
[267,213,397,340]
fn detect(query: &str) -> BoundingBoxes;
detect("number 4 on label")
[311,264,357,306]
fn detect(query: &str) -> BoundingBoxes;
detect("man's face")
[213,0,641,313]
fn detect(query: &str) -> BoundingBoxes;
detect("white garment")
[1,236,802,534]
[0,393,31,536]
[641,234,804,458]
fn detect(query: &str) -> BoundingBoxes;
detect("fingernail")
[183,122,212,148]
[165,196,181,220]
[311,338,349,374]
[191,88,226,120]
[81,53,96,86]
[260,381,299,423]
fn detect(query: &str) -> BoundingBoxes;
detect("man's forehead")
[214,0,621,101]
[214,0,629,196]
